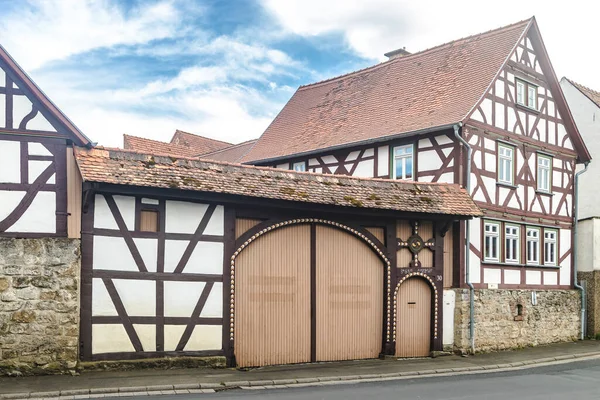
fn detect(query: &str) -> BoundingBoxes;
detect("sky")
[0,0,598,148]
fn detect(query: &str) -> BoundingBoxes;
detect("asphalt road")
[108,358,600,400]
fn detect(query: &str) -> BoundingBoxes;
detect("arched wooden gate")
[233,221,385,367]
[395,277,432,357]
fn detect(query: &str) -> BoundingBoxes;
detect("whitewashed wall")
[91,194,224,355]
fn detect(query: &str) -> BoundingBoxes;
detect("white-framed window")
[537,155,552,192]
[516,78,538,110]
[392,144,413,180]
[484,222,500,262]
[498,143,514,185]
[293,161,306,172]
[544,230,557,266]
[505,225,520,264]
[526,227,540,265]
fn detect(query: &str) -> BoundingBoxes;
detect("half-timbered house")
[240,17,590,351]
[560,78,600,336]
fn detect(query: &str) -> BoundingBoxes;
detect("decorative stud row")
[392,272,439,342]
[228,218,392,342]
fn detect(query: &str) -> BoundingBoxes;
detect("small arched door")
[395,277,431,357]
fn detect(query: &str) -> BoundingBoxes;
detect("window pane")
[395,157,404,179]
[405,156,413,179]
[528,86,536,108]
[517,81,525,104]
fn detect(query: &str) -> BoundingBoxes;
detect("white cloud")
[0,0,183,70]
[261,0,600,90]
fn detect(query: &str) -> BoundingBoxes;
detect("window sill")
[515,103,540,114]
[482,261,560,269]
[496,182,518,190]
[535,190,554,197]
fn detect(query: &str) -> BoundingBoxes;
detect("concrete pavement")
[1,340,600,399]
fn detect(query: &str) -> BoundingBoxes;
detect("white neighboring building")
[561,77,600,335]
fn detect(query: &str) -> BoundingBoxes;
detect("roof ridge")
[566,77,600,96]
[95,146,467,189]
[199,139,258,156]
[173,129,233,146]
[298,17,532,91]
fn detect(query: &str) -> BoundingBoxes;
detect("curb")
[2,351,600,399]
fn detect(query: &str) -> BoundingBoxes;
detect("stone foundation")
[453,288,580,352]
[0,238,81,375]
[578,271,600,337]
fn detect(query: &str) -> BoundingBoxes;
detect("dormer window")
[293,161,306,172]
[516,79,537,110]
[391,144,414,180]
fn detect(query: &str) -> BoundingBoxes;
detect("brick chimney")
[384,47,411,60]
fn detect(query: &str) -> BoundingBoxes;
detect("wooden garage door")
[316,225,383,361]
[395,278,431,357]
[234,225,311,367]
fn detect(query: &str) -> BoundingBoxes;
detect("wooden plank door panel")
[395,278,431,357]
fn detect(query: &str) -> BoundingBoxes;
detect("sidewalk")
[1,340,600,398]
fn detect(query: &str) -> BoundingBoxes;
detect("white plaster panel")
[510,52,517,62]
[377,146,389,176]
[200,282,223,318]
[352,159,374,178]
[92,278,118,316]
[0,191,25,222]
[29,160,53,184]
[471,109,484,123]
[93,236,138,272]
[185,325,222,351]
[471,175,486,202]
[133,324,156,352]
[541,196,550,213]
[204,205,224,236]
[28,142,52,156]
[346,151,359,162]
[0,140,21,183]
[548,121,556,145]
[547,100,555,116]
[516,46,523,61]
[164,281,206,317]
[495,78,505,99]
[418,176,433,183]
[165,200,208,234]
[442,290,455,346]
[12,95,33,129]
[472,150,482,170]
[526,270,541,285]
[419,138,432,148]
[113,279,156,316]
[469,218,481,284]
[92,325,134,354]
[0,93,5,128]
[484,138,495,151]
[177,241,223,275]
[27,112,56,132]
[507,72,515,82]
[484,153,496,173]
[7,191,55,233]
[481,176,496,201]
[314,167,323,173]
[528,114,536,136]
[364,148,374,157]
[481,98,493,123]
[507,108,517,134]
[321,155,337,164]
[469,249,481,284]
[308,158,318,167]
[544,271,558,286]
[495,103,505,130]
[531,198,542,213]
[436,135,452,146]
[508,191,520,209]
[483,268,501,284]
[133,238,158,273]
[418,148,444,172]
[276,163,289,169]
[504,270,521,285]
[141,198,159,205]
[164,325,186,352]
[441,148,452,158]
[498,187,509,206]
[516,111,526,135]
[115,195,135,230]
[344,163,353,172]
[438,172,454,183]
[94,195,117,230]
[535,62,543,74]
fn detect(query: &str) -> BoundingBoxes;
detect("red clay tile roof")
[74,147,481,217]
[566,78,600,109]
[123,134,199,158]
[199,139,258,162]
[240,19,532,163]
[170,129,232,154]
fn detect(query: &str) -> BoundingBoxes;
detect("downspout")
[574,161,590,340]
[453,123,475,354]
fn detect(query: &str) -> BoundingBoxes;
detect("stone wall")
[0,238,80,375]
[453,288,580,352]
[578,271,600,337]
